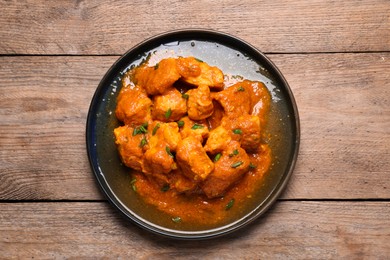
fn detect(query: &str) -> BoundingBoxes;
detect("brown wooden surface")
[1,0,389,258]
[1,202,389,258]
[0,0,389,54]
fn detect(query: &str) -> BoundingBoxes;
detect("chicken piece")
[178,57,224,89]
[212,82,254,119]
[222,115,261,152]
[176,136,214,182]
[114,125,145,171]
[142,142,176,186]
[141,121,181,185]
[148,121,181,151]
[249,143,272,174]
[176,56,202,78]
[170,170,198,194]
[244,80,271,125]
[222,80,271,121]
[152,87,187,122]
[202,141,250,198]
[178,116,209,143]
[207,100,225,129]
[133,58,181,95]
[115,86,152,126]
[185,84,214,120]
[204,125,232,154]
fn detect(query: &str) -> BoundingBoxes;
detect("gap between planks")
[1,50,390,57]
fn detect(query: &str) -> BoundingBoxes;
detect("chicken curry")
[114,56,272,226]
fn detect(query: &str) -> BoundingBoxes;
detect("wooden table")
[1,0,389,258]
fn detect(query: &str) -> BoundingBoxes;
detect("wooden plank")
[271,53,390,199]
[0,201,389,258]
[0,53,389,200]
[0,0,389,55]
[0,56,116,200]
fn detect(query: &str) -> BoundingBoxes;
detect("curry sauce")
[114,56,272,226]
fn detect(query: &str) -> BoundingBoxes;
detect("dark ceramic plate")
[86,29,300,239]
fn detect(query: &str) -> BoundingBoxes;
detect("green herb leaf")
[141,122,148,129]
[139,137,147,147]
[165,108,172,119]
[139,125,147,134]
[172,216,181,223]
[231,161,243,168]
[132,128,140,136]
[130,178,137,192]
[191,123,204,130]
[231,75,244,80]
[237,86,245,92]
[133,123,148,136]
[225,198,235,210]
[154,63,159,70]
[161,184,170,192]
[152,123,160,135]
[195,58,204,63]
[181,93,189,99]
[177,120,184,127]
[166,146,174,158]
[214,153,222,162]
[229,149,239,157]
[232,128,242,135]
[249,162,257,169]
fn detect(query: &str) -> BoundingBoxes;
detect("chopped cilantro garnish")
[231,161,243,168]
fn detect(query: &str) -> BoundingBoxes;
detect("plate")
[86,29,300,239]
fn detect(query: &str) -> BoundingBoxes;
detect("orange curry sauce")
[114,56,272,226]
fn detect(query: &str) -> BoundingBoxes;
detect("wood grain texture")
[272,52,390,199]
[0,201,389,258]
[1,1,388,258]
[0,53,389,200]
[0,0,389,55]
[0,56,116,200]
